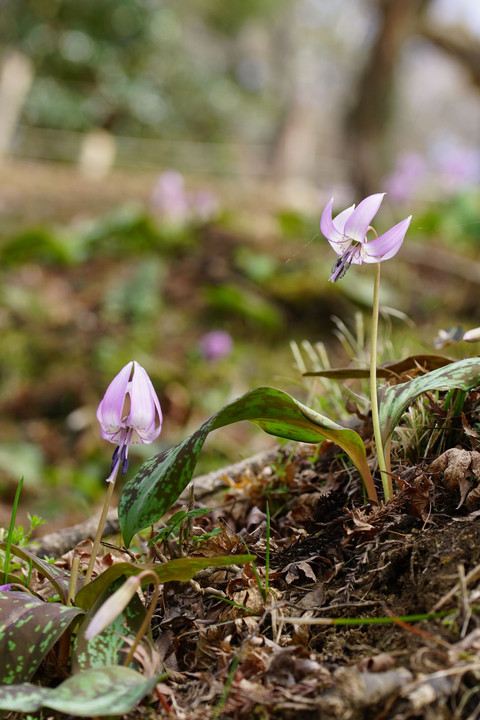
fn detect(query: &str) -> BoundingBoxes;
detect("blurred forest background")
[0,0,480,531]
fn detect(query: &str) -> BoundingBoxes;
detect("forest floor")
[133,439,480,720]
[28,433,480,720]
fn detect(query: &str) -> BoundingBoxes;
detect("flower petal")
[344,193,385,243]
[363,215,411,260]
[320,198,346,244]
[332,204,355,235]
[96,362,133,439]
[128,362,163,444]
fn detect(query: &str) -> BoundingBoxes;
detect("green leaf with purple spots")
[0,590,84,684]
[0,665,159,716]
[119,386,376,545]
[380,356,480,443]
[75,555,253,610]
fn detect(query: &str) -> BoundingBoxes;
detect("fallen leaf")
[429,449,480,508]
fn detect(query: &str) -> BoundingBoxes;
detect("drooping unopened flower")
[463,327,480,343]
[320,193,411,282]
[96,361,162,481]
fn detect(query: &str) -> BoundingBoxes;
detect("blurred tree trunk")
[345,0,432,197]
[421,27,480,88]
[269,4,319,183]
[0,51,33,161]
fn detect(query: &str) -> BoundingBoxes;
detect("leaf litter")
[7,386,480,718]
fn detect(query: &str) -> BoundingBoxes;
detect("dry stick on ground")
[431,560,480,613]
[34,446,281,558]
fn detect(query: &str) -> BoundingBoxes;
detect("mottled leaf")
[0,665,159,716]
[0,590,84,684]
[75,555,253,610]
[380,357,480,443]
[119,386,376,545]
[304,354,453,379]
[73,579,147,672]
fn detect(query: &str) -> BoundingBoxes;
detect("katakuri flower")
[199,330,233,362]
[320,193,411,282]
[96,361,162,481]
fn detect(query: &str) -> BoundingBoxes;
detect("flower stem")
[85,462,120,584]
[370,263,392,501]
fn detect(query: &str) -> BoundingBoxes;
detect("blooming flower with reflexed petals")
[320,193,411,282]
[96,361,162,481]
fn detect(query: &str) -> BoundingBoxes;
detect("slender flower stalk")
[320,193,411,501]
[86,361,162,583]
[369,262,391,499]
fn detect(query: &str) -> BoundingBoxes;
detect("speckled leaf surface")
[0,590,84,684]
[75,555,253,610]
[380,357,480,443]
[0,665,159,716]
[73,580,146,672]
[119,386,373,545]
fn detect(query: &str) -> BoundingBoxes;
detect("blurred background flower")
[199,330,234,362]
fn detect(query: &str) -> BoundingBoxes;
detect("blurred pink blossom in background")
[199,330,233,362]
[151,170,219,224]
[384,153,426,204]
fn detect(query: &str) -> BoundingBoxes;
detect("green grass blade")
[3,477,23,585]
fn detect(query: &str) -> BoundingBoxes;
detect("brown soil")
[122,443,480,720]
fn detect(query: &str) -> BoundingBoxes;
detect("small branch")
[34,446,281,558]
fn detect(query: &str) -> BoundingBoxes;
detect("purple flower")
[0,584,11,591]
[199,331,233,362]
[97,361,162,480]
[320,193,412,282]
[384,153,426,204]
[151,171,189,223]
[151,171,220,224]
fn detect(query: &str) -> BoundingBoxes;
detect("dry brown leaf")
[297,583,325,609]
[283,559,318,584]
[461,412,480,450]
[429,448,480,508]
[279,555,331,585]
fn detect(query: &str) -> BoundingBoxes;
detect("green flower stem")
[85,463,120,584]
[122,570,160,668]
[370,263,392,501]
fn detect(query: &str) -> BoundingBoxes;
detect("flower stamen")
[329,244,358,282]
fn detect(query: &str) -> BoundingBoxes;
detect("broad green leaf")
[75,555,254,610]
[380,356,480,443]
[304,354,453,380]
[119,386,376,545]
[0,542,84,603]
[0,665,159,716]
[73,579,147,672]
[0,591,84,684]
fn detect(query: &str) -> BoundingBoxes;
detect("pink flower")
[97,361,162,481]
[199,330,233,362]
[320,193,411,282]
[151,171,189,223]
